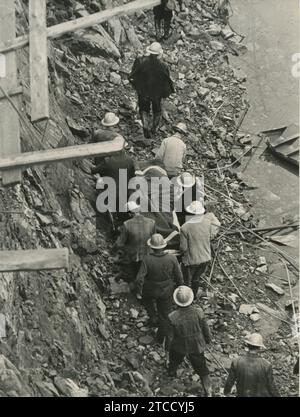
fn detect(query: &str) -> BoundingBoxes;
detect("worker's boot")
[151,112,162,135]
[201,375,212,397]
[140,111,151,139]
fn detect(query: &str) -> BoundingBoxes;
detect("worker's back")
[231,354,279,397]
[130,55,174,98]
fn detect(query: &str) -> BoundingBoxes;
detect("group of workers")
[89,1,290,397]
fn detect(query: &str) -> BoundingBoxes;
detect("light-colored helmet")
[125,201,141,213]
[146,42,163,56]
[147,233,167,249]
[175,122,188,134]
[185,200,205,215]
[177,172,196,188]
[245,333,266,349]
[173,286,194,307]
[101,112,120,127]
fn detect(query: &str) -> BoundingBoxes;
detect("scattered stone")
[256,265,268,274]
[54,377,88,397]
[210,40,225,51]
[98,323,110,340]
[240,135,252,145]
[109,278,131,295]
[130,308,139,319]
[217,139,227,157]
[198,86,210,98]
[265,283,285,295]
[205,75,222,84]
[205,150,216,159]
[110,72,122,85]
[149,351,161,363]
[139,335,154,345]
[239,304,259,315]
[206,24,222,36]
[257,257,267,267]
[125,353,142,369]
[66,117,89,138]
[250,313,261,322]
[221,28,235,39]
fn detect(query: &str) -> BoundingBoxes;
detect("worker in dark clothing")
[135,234,183,343]
[224,333,280,397]
[114,202,156,282]
[168,286,212,397]
[129,42,174,139]
[153,0,174,41]
[91,116,134,216]
[153,1,185,40]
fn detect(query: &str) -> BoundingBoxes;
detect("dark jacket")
[224,353,280,397]
[130,55,174,99]
[136,252,183,298]
[116,215,156,262]
[92,153,135,183]
[168,305,211,355]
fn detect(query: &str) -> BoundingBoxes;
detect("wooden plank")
[29,0,49,122]
[0,248,69,272]
[0,86,23,100]
[0,0,21,185]
[0,135,125,171]
[0,0,161,54]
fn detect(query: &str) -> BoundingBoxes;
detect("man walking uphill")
[168,286,213,397]
[129,42,174,139]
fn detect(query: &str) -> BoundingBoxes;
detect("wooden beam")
[0,135,125,171]
[29,0,49,122]
[0,0,161,54]
[0,0,21,185]
[0,86,23,101]
[0,248,69,272]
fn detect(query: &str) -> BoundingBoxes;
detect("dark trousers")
[154,9,173,24]
[138,94,162,115]
[142,293,173,343]
[182,263,209,297]
[168,350,210,377]
[120,261,141,282]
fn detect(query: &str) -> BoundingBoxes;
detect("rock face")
[0,355,31,397]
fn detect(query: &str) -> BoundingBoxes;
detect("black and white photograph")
[0,0,299,404]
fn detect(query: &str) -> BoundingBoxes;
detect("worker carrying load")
[129,42,174,139]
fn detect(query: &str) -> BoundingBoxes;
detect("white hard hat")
[146,42,163,55]
[147,233,167,249]
[245,333,266,349]
[177,172,196,188]
[125,201,141,213]
[173,286,194,307]
[101,112,120,127]
[185,200,205,215]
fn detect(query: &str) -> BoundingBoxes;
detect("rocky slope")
[0,0,298,397]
